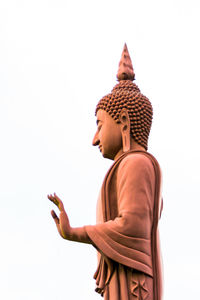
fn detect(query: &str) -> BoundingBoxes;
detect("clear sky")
[0,0,200,299]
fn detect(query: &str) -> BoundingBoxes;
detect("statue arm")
[48,154,155,249]
[87,154,155,238]
[113,153,155,238]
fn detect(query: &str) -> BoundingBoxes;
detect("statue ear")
[119,108,131,152]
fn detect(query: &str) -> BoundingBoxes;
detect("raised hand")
[47,193,71,239]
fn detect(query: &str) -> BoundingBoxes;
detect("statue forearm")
[65,226,92,244]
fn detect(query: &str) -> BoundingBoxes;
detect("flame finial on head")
[117,43,135,81]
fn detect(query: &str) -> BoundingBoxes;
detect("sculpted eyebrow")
[96,119,102,125]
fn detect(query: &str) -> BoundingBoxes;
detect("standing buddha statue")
[48,44,163,300]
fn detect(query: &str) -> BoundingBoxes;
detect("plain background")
[0,0,200,299]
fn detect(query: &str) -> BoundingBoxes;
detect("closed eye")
[98,124,102,132]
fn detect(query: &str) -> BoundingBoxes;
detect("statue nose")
[92,132,100,146]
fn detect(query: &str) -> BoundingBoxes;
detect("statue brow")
[96,119,101,125]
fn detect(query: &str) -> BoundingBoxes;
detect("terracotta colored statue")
[48,44,163,300]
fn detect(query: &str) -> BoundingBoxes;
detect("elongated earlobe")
[119,109,131,153]
[122,130,130,152]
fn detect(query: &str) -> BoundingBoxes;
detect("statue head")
[93,44,153,160]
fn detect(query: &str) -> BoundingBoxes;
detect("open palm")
[48,193,71,239]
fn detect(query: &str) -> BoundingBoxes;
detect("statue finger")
[51,210,63,236]
[51,210,60,224]
[47,194,59,207]
[53,193,64,211]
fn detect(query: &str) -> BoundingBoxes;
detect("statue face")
[92,110,123,160]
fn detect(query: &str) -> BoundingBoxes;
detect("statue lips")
[99,145,103,152]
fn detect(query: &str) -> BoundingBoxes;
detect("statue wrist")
[68,227,91,244]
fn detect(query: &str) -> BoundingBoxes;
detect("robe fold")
[85,150,163,300]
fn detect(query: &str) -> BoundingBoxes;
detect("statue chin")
[102,152,113,160]
[101,150,118,161]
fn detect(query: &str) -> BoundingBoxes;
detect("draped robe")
[85,150,163,300]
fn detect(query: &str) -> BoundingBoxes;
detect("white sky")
[0,0,200,299]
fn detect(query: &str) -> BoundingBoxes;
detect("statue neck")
[114,138,146,161]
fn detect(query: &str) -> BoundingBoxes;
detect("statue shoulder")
[118,152,155,173]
